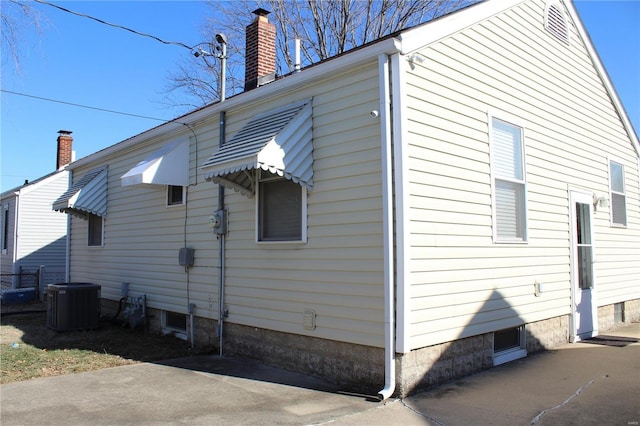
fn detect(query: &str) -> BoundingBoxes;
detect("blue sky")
[1,0,639,192]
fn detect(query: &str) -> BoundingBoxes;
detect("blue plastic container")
[1,288,37,304]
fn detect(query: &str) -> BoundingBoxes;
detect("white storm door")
[570,191,598,340]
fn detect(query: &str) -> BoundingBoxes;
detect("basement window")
[162,311,187,340]
[614,303,625,324]
[493,325,527,366]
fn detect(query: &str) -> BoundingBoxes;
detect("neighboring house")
[54,0,639,398]
[1,131,74,297]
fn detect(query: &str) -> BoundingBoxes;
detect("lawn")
[1,302,206,384]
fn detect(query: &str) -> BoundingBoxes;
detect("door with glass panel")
[570,191,597,340]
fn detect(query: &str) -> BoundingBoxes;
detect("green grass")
[1,305,207,384]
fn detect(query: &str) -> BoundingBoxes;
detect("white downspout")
[378,53,396,400]
[64,171,72,282]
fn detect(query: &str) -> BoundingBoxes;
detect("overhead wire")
[1,89,175,122]
[33,0,196,51]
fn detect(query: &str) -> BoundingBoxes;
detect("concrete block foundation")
[99,298,640,397]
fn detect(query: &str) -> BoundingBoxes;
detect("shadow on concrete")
[401,289,547,395]
[405,324,640,426]
[157,354,377,401]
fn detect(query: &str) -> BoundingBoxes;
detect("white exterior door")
[570,191,598,340]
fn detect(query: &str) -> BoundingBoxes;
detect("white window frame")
[167,185,186,206]
[493,325,527,366]
[88,214,104,247]
[1,204,9,254]
[489,112,528,243]
[608,159,627,227]
[255,170,307,244]
[162,310,187,340]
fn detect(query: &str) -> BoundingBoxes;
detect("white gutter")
[378,53,396,400]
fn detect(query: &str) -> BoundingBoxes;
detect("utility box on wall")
[47,283,101,331]
[179,247,195,267]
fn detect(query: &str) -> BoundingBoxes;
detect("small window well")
[493,325,527,366]
[545,2,570,44]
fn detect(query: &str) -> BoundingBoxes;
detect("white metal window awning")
[53,167,108,218]
[201,100,313,198]
[120,139,189,187]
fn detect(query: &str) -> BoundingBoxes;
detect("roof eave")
[398,0,526,54]
[66,37,402,171]
[566,0,640,156]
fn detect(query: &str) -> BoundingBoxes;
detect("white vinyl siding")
[403,0,640,349]
[609,160,626,226]
[490,116,527,242]
[1,172,69,285]
[67,60,386,348]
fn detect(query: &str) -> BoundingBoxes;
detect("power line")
[1,89,173,122]
[34,0,195,51]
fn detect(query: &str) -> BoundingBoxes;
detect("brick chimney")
[56,130,73,169]
[244,8,276,91]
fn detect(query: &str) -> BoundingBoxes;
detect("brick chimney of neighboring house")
[56,130,73,170]
[244,8,276,91]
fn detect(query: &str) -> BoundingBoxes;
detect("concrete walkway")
[1,323,638,425]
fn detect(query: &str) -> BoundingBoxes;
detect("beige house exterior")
[56,0,639,397]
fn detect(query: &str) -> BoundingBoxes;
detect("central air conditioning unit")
[47,283,101,331]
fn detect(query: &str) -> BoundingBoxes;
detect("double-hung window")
[609,160,626,226]
[490,116,527,242]
[257,171,306,242]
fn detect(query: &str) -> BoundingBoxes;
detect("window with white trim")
[88,214,103,246]
[257,171,306,242]
[493,325,527,366]
[162,311,187,340]
[167,185,185,206]
[609,160,627,226]
[490,117,527,242]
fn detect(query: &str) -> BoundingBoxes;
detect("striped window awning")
[120,139,189,187]
[201,100,313,198]
[53,167,108,218]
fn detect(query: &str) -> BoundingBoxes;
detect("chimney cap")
[58,130,73,135]
[252,8,271,17]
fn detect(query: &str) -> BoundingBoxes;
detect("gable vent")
[545,2,570,44]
